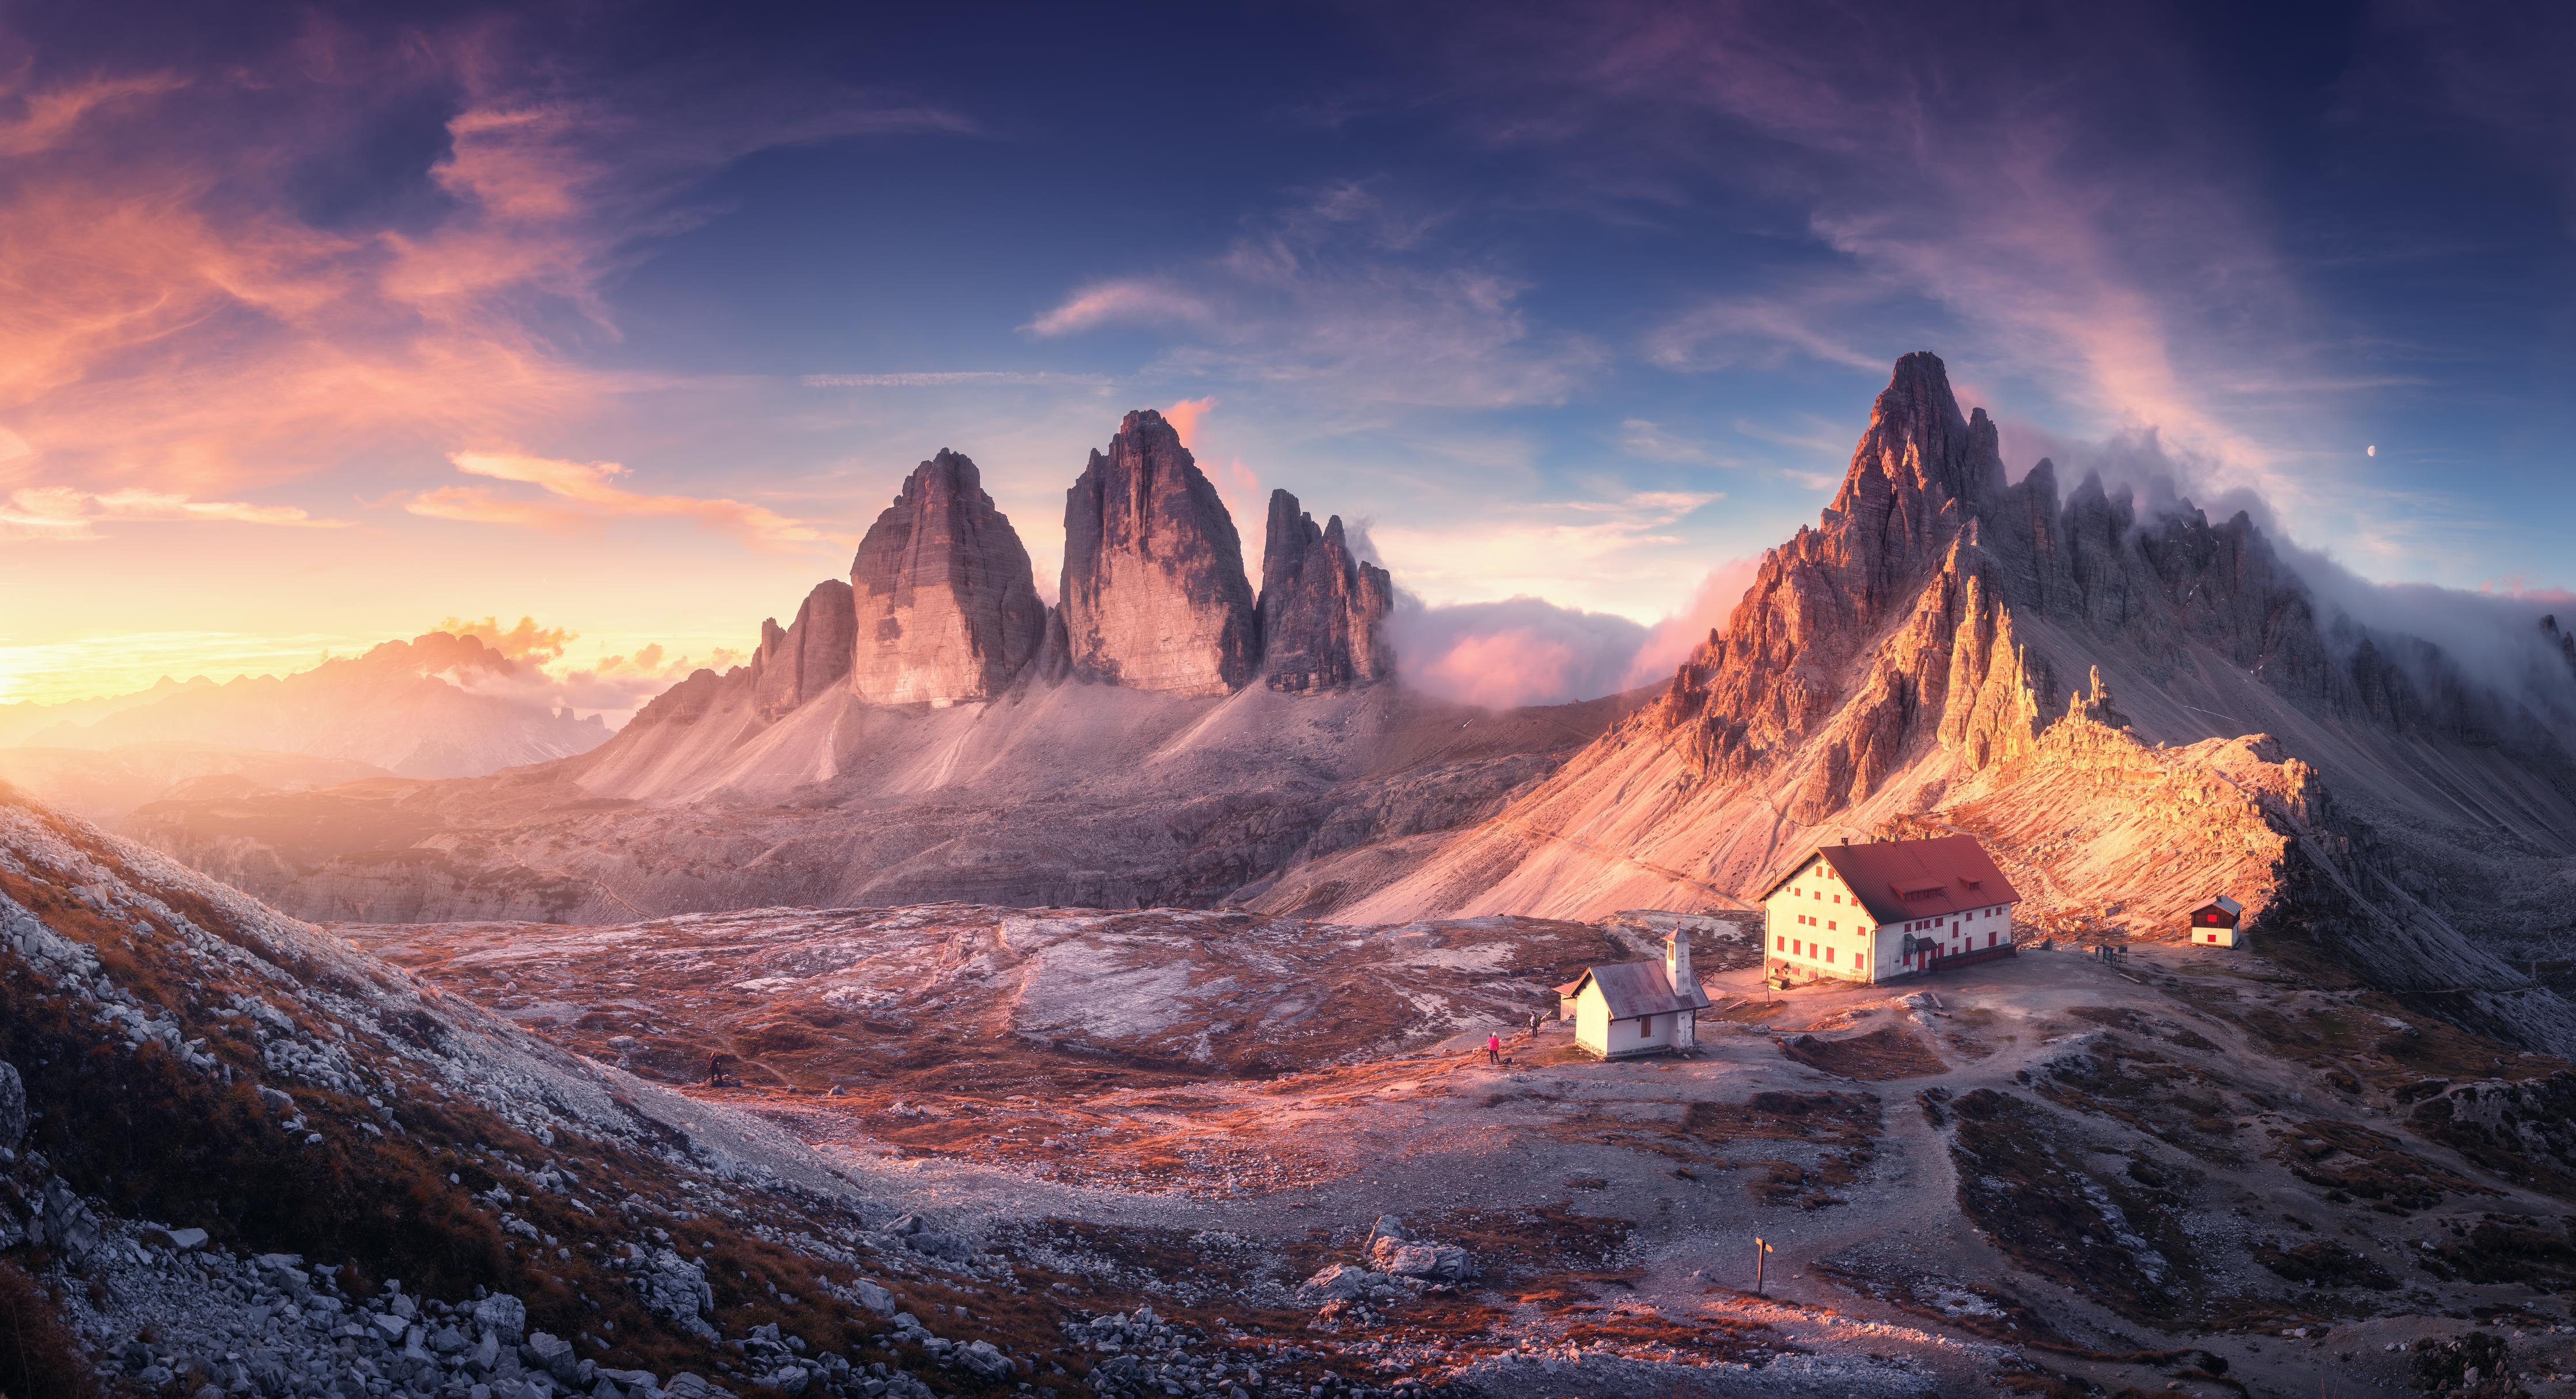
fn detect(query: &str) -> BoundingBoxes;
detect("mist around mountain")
[0,632,615,819]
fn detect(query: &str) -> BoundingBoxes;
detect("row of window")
[1775,935,1840,965]
[1791,913,1838,931]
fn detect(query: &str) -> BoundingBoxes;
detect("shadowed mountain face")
[1257,489,1393,694]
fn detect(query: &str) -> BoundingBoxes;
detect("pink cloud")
[1619,557,1760,687]
[1162,396,1219,446]
[1416,627,1591,710]
[410,451,828,550]
[1,485,344,539]
[1025,281,1215,336]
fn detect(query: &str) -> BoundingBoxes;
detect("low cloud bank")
[1384,559,1760,710]
[429,623,743,728]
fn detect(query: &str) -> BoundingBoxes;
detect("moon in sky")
[2367,444,2377,456]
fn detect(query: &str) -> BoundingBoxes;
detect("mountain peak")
[850,449,1047,705]
[1059,412,1258,695]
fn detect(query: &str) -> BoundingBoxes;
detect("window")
[1826,947,1836,965]
[1775,935,1785,951]
[1640,1016,1654,1036]
[1828,921,1838,931]
[1987,931,1996,947]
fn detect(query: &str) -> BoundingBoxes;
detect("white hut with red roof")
[1757,835,2021,985]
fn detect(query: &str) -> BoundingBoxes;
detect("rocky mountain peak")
[850,449,1048,705]
[1257,489,1393,692]
[753,578,857,721]
[1058,411,1259,695]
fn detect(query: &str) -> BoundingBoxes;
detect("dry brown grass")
[0,1259,104,1399]
[1777,1026,1946,1080]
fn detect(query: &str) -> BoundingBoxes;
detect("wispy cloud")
[1642,287,1890,374]
[1409,4,2347,510]
[406,451,827,550]
[801,370,1109,388]
[1,486,344,540]
[1024,282,1217,337]
[1024,182,1605,411]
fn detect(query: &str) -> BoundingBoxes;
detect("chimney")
[1665,927,1693,995]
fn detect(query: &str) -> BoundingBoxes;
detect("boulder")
[526,1331,579,1383]
[1369,1235,1472,1281]
[472,1293,528,1343]
[33,1177,101,1262]
[849,451,1048,705]
[1295,1263,1382,1301]
[957,1340,1012,1379]
[640,1248,719,1341]
[1256,491,1393,692]
[1059,410,1259,695]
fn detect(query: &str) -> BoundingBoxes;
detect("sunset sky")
[3,2,2570,710]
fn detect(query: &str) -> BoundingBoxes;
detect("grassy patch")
[1778,1026,1947,1080]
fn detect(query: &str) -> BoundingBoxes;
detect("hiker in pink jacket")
[1485,1033,1502,1064]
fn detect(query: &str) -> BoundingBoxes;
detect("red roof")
[1757,835,2020,925]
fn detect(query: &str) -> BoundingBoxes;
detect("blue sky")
[0,0,2569,706]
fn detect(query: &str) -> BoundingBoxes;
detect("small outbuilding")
[2188,895,2245,947]
[1559,929,1711,1059]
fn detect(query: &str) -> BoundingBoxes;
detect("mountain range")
[0,630,612,819]
[115,357,2576,1043]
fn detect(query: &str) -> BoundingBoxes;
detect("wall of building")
[1763,856,1874,982]
[1573,990,1681,1057]
[1762,853,2022,982]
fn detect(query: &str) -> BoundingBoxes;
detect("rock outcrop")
[752,580,857,721]
[850,451,1048,705]
[1256,490,1393,692]
[1058,411,1259,696]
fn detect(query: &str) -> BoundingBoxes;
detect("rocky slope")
[848,451,1048,706]
[0,784,1057,1399]
[1256,354,2576,1044]
[1257,490,1393,694]
[119,682,1646,924]
[7,632,611,778]
[1057,410,1260,696]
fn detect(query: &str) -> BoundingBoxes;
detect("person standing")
[1485,1033,1502,1065]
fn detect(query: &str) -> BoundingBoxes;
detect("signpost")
[1754,1237,1774,1295]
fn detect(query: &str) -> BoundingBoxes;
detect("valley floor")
[342,910,2576,1398]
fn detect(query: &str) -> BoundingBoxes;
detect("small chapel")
[1556,928,1712,1058]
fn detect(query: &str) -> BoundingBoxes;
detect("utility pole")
[1754,1237,1774,1295]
